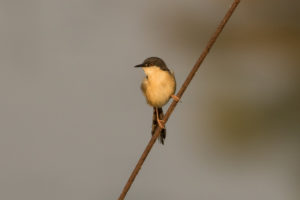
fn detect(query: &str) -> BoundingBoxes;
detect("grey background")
[0,0,299,200]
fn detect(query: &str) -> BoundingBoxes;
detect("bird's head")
[134,57,169,76]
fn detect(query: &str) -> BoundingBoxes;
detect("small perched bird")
[135,57,179,144]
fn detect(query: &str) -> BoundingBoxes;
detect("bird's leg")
[171,94,180,102]
[155,107,165,129]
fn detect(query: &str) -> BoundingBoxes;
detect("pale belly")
[142,76,175,107]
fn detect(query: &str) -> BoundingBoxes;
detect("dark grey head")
[134,57,169,71]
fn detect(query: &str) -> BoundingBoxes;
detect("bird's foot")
[171,95,180,102]
[157,119,165,129]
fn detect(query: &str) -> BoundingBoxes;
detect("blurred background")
[0,0,299,199]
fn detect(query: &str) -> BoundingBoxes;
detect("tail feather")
[152,107,166,144]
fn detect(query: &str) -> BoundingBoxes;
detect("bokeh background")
[0,0,299,199]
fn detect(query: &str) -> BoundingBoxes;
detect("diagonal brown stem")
[118,1,240,199]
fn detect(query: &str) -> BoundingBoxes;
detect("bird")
[135,57,179,144]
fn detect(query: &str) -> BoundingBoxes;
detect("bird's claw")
[157,119,165,129]
[171,95,180,102]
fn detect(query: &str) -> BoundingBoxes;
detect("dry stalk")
[118,1,241,199]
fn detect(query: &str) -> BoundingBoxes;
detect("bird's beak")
[134,63,144,68]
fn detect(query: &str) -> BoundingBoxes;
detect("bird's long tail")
[152,107,166,144]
